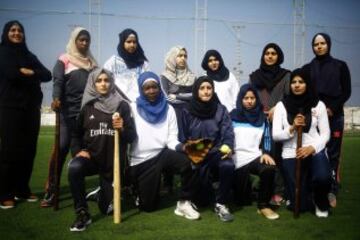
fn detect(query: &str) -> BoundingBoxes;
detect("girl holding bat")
[68,68,136,231]
[272,68,332,218]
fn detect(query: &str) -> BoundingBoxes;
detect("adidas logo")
[89,115,95,120]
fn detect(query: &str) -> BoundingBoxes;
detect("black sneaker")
[85,187,100,202]
[69,209,92,232]
[214,203,234,222]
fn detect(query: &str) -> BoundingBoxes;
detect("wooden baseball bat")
[53,110,60,211]
[113,113,121,223]
[294,125,303,218]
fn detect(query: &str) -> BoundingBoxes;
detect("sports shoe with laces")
[214,203,234,222]
[257,208,280,220]
[85,186,100,202]
[315,204,328,218]
[0,199,15,209]
[70,209,92,232]
[174,200,200,220]
[14,194,38,202]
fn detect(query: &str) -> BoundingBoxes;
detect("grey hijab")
[81,68,126,114]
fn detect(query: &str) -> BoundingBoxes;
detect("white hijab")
[65,27,97,71]
[162,45,195,86]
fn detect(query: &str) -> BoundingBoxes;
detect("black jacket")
[0,45,51,108]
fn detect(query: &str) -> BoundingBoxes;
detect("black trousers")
[0,106,40,201]
[327,115,344,195]
[233,157,276,209]
[130,149,199,212]
[68,156,113,214]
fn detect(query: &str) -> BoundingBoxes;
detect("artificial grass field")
[0,127,359,240]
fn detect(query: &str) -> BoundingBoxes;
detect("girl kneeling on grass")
[272,68,332,218]
[68,68,137,231]
[231,84,279,220]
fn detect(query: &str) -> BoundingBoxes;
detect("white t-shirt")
[272,101,330,159]
[213,72,240,112]
[104,55,149,102]
[129,103,180,166]
[232,122,264,169]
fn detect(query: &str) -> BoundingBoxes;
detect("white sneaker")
[174,200,200,220]
[315,205,329,218]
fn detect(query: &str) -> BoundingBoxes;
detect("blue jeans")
[282,150,331,212]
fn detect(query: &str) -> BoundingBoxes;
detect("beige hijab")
[65,27,97,71]
[162,45,195,86]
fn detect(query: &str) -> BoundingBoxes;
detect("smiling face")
[242,90,257,110]
[198,81,214,102]
[95,73,111,95]
[290,75,307,95]
[7,24,24,44]
[207,55,220,71]
[142,80,160,102]
[313,35,329,56]
[124,34,137,54]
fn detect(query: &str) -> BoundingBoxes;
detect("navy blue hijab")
[136,71,168,124]
[230,83,265,127]
[117,28,147,69]
[201,49,230,82]
[309,33,342,97]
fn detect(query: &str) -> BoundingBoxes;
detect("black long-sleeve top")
[52,57,92,118]
[71,101,137,178]
[0,45,51,108]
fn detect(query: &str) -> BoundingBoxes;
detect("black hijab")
[309,33,342,97]
[188,76,220,119]
[1,20,29,54]
[230,83,265,127]
[201,49,230,82]
[117,28,147,69]
[250,43,288,91]
[282,68,319,133]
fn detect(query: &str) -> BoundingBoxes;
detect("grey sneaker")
[70,209,92,232]
[214,203,234,222]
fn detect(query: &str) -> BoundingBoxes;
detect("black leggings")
[234,157,276,209]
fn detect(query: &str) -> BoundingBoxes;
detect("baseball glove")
[184,138,213,164]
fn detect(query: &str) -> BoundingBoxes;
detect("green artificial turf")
[0,127,359,240]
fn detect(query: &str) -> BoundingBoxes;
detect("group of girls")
[0,20,351,232]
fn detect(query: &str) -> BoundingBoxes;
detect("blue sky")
[1,0,359,106]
